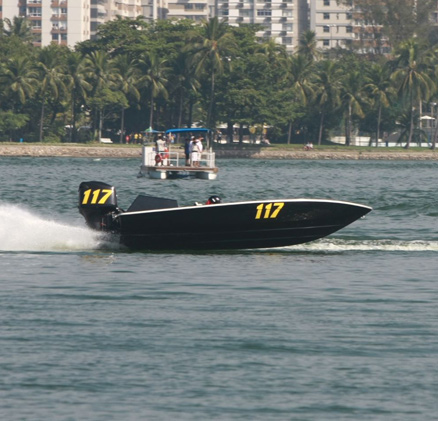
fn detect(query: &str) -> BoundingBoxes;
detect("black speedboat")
[79,181,372,251]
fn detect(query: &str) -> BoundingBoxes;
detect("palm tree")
[364,62,395,146]
[113,55,140,143]
[312,59,342,145]
[137,52,169,129]
[339,69,366,146]
[188,17,237,128]
[65,52,92,142]
[284,54,314,144]
[297,30,321,62]
[395,109,427,146]
[0,56,38,110]
[3,16,33,42]
[171,51,200,128]
[391,38,435,148]
[84,50,117,140]
[257,38,288,63]
[37,46,68,141]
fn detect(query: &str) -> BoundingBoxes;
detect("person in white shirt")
[190,137,203,167]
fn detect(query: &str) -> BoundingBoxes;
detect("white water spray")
[0,203,105,252]
[286,238,438,252]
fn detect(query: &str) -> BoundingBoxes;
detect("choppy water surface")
[0,157,437,420]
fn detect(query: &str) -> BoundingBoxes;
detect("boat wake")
[283,238,438,252]
[0,203,108,252]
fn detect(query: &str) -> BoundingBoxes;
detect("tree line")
[1,13,438,148]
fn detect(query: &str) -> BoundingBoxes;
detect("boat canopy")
[165,128,211,134]
[143,127,163,134]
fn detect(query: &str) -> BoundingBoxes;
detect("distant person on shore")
[304,141,314,150]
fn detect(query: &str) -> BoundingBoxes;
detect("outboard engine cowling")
[78,181,121,232]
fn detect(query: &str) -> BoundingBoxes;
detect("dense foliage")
[1,14,438,148]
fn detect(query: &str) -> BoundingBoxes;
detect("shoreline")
[0,143,437,160]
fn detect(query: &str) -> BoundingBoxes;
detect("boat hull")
[140,165,218,180]
[118,199,371,250]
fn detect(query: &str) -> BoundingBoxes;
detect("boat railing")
[142,146,216,168]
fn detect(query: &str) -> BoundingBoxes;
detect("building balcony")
[51,15,67,21]
[51,0,68,6]
[52,27,68,33]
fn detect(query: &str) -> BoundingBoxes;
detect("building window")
[195,4,204,10]
[323,25,329,33]
[282,10,292,17]
[283,24,293,31]
[346,26,353,33]
[323,39,329,46]
[184,4,193,9]
[52,33,59,41]
[346,12,352,19]
[257,9,271,16]
[28,7,42,17]
[323,0,330,5]
[282,37,292,45]
[31,21,42,29]
[323,13,329,20]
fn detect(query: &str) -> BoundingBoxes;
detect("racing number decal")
[255,202,284,219]
[81,189,113,205]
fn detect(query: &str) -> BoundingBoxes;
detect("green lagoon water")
[0,157,437,420]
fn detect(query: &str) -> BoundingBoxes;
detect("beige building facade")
[214,0,308,53]
[309,0,355,50]
[0,0,91,47]
[3,1,438,52]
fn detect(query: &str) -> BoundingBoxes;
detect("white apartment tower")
[165,0,209,21]
[309,0,355,50]
[0,0,91,47]
[90,0,151,38]
[141,0,168,21]
[215,0,309,53]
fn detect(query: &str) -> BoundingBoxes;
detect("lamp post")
[328,24,336,57]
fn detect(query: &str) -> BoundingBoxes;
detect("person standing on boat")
[190,137,203,167]
[155,135,166,166]
[184,138,191,166]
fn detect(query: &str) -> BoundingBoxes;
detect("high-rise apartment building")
[141,0,168,21]
[164,0,209,21]
[215,0,308,53]
[309,0,355,50]
[90,0,144,38]
[3,1,437,53]
[0,0,91,47]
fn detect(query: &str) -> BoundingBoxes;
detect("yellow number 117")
[255,202,284,219]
